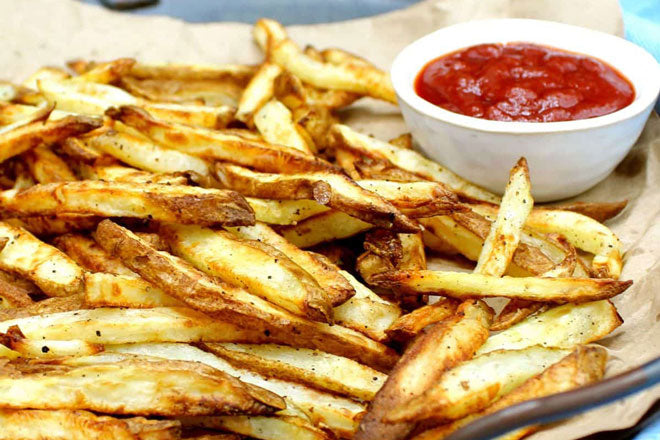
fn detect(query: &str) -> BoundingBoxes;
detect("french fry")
[478,300,623,355]
[0,295,84,322]
[85,128,212,178]
[409,346,607,440]
[357,229,427,283]
[474,158,533,276]
[205,342,386,400]
[112,342,367,437]
[385,299,459,343]
[216,163,418,232]
[0,409,181,440]
[280,210,372,248]
[547,200,628,223]
[320,47,372,67]
[22,145,76,183]
[83,272,184,308]
[0,353,284,416]
[332,270,401,342]
[236,63,283,124]
[110,105,335,173]
[246,198,330,225]
[388,133,413,150]
[0,344,19,359]
[273,71,359,110]
[0,222,84,296]
[292,105,338,149]
[255,19,396,103]
[22,66,70,90]
[0,103,47,125]
[120,76,243,107]
[254,99,314,153]
[96,220,397,371]
[83,164,191,186]
[129,62,256,85]
[0,275,34,309]
[386,346,572,423]
[0,113,100,164]
[71,58,136,84]
[331,124,500,203]
[161,223,332,322]
[226,221,355,306]
[181,415,329,440]
[60,136,104,162]
[371,270,631,303]
[355,300,493,440]
[54,233,134,275]
[0,181,255,227]
[0,325,103,358]
[3,215,101,236]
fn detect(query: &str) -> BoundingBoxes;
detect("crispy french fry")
[60,136,104,162]
[72,58,136,84]
[22,145,76,183]
[274,71,360,110]
[357,229,427,283]
[161,223,332,322]
[3,215,101,236]
[372,270,631,303]
[181,415,329,440]
[130,62,256,85]
[388,133,413,150]
[206,342,386,400]
[385,299,459,343]
[0,353,284,416]
[0,409,181,440]
[292,105,338,149]
[83,164,191,186]
[0,276,33,309]
[548,200,628,223]
[254,99,314,153]
[112,342,367,437]
[22,66,70,90]
[331,124,500,203]
[236,63,283,124]
[0,325,103,358]
[0,181,255,226]
[478,300,622,354]
[110,105,334,173]
[321,47,372,67]
[96,221,397,371]
[83,272,184,308]
[54,233,134,275]
[227,221,355,306]
[333,270,401,342]
[0,344,19,359]
[0,103,47,125]
[85,128,212,178]
[255,19,396,103]
[475,158,532,276]
[0,222,84,297]
[216,164,417,232]
[247,198,330,225]
[355,300,493,440]
[121,76,243,107]
[0,295,84,322]
[0,113,100,164]
[409,346,607,440]
[386,346,572,423]
[280,210,372,248]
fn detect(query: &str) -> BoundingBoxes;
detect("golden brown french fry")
[388,133,413,150]
[0,295,84,322]
[206,342,386,400]
[254,99,314,153]
[386,345,572,423]
[236,63,283,124]
[83,272,184,308]
[60,136,104,162]
[22,66,71,90]
[279,210,372,248]
[110,105,334,173]
[357,229,427,284]
[161,223,332,322]
[255,19,396,103]
[0,325,103,358]
[292,105,338,149]
[130,62,256,85]
[0,181,255,227]
[3,215,101,236]
[215,164,418,232]
[22,145,76,183]
[120,76,243,107]
[53,233,134,275]
[274,71,360,110]
[0,353,284,416]
[83,164,191,186]
[112,342,367,437]
[246,198,330,225]
[478,300,622,355]
[0,103,46,125]
[0,222,84,297]
[385,299,459,343]
[355,300,493,440]
[85,128,212,178]
[96,220,397,371]
[372,270,631,303]
[181,415,329,440]
[320,47,372,67]
[0,276,33,309]
[475,158,532,276]
[409,345,607,440]
[71,58,136,84]
[333,270,401,342]
[226,221,355,306]
[331,124,500,203]
[0,409,181,440]
[0,113,100,164]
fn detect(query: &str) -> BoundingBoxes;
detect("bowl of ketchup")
[391,19,660,201]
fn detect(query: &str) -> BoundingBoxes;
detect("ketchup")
[415,43,635,122]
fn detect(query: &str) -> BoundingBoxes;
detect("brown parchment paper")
[1,0,658,438]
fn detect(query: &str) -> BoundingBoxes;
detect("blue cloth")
[620,0,660,112]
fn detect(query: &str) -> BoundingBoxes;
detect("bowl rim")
[391,18,660,134]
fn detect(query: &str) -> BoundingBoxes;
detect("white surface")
[391,19,660,201]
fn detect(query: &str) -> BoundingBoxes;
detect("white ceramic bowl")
[391,19,660,202]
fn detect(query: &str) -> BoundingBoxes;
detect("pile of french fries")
[0,18,632,440]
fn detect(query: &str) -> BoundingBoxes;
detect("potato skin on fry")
[0,181,255,227]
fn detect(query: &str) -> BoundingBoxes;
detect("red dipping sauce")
[415,43,635,122]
